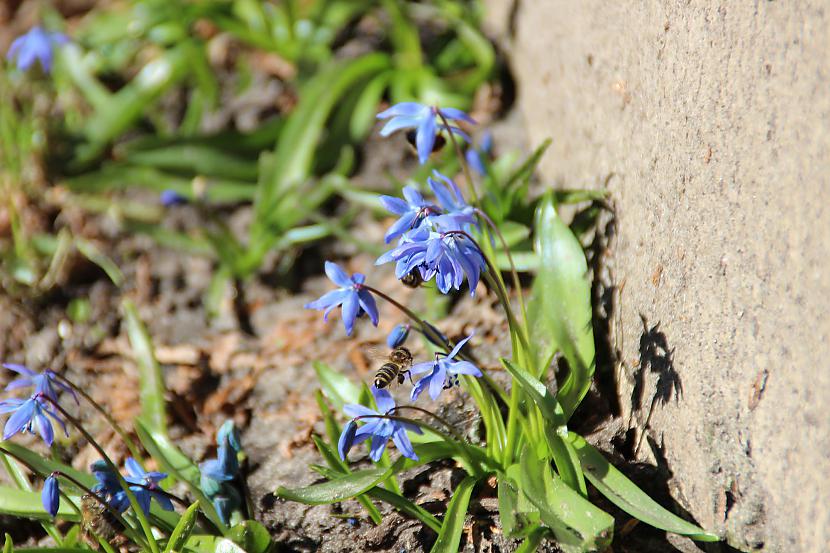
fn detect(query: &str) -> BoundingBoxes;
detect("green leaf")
[366,486,442,533]
[0,443,93,488]
[497,475,537,538]
[227,521,272,553]
[518,448,613,552]
[430,475,478,553]
[528,195,595,419]
[312,361,362,411]
[568,434,719,542]
[76,239,124,287]
[311,437,383,525]
[0,486,80,522]
[163,502,200,553]
[500,360,586,495]
[3,533,12,553]
[123,299,167,434]
[276,464,399,505]
[515,527,550,553]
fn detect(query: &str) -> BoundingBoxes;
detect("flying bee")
[400,268,423,288]
[80,493,128,550]
[405,130,446,155]
[373,347,414,389]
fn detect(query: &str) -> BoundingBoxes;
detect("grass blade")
[429,475,478,553]
[122,299,167,434]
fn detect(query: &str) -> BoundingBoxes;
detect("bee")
[80,493,127,550]
[405,130,446,154]
[374,347,414,389]
[400,268,423,288]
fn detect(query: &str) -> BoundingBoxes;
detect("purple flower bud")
[386,324,411,348]
[337,419,358,461]
[160,189,188,206]
[42,475,59,517]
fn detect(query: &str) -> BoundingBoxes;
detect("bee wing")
[365,346,389,363]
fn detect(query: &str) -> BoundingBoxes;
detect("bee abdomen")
[374,363,400,388]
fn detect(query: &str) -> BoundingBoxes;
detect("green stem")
[55,374,143,459]
[437,111,480,206]
[44,398,162,553]
[475,208,528,327]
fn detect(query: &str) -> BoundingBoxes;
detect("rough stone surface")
[484,1,830,551]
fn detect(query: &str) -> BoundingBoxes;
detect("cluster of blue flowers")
[42,458,172,518]
[199,421,244,525]
[0,363,74,446]
[308,102,488,463]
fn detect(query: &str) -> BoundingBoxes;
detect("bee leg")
[397,373,405,385]
[403,370,413,385]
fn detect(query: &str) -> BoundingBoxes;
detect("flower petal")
[341,291,359,336]
[448,361,482,376]
[357,290,379,326]
[372,387,396,414]
[438,107,476,124]
[369,434,388,462]
[448,333,474,360]
[324,261,354,288]
[343,404,377,419]
[378,102,426,118]
[415,115,436,164]
[391,427,418,461]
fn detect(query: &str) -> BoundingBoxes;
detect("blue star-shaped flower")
[338,388,422,462]
[124,458,173,514]
[6,26,68,73]
[378,186,437,243]
[411,334,482,401]
[3,363,78,404]
[89,459,130,513]
[305,261,379,336]
[0,394,67,446]
[427,171,476,229]
[377,102,475,164]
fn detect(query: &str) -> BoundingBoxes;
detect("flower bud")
[42,475,59,517]
[386,324,411,348]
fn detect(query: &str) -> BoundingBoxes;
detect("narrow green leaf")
[528,195,595,418]
[312,361,362,411]
[518,448,613,552]
[227,521,272,553]
[500,359,586,495]
[515,527,549,553]
[0,486,79,522]
[163,502,200,553]
[568,434,720,542]
[76,239,124,286]
[123,299,167,434]
[0,444,93,488]
[3,533,12,553]
[311,437,383,525]
[430,475,478,553]
[366,486,442,533]
[276,464,398,505]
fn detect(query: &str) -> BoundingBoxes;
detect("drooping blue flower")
[42,475,60,517]
[89,459,130,513]
[386,324,411,348]
[377,226,486,296]
[305,261,379,336]
[338,388,421,462]
[160,189,188,206]
[377,102,475,164]
[3,363,78,404]
[378,186,437,244]
[124,458,173,514]
[0,395,68,446]
[6,26,68,73]
[411,333,482,401]
[199,437,239,482]
[465,132,493,176]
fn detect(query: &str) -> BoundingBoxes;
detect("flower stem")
[437,112,480,206]
[475,207,529,326]
[43,397,162,553]
[54,373,143,460]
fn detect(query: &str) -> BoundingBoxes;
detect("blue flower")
[0,395,67,446]
[217,420,241,453]
[338,388,421,462]
[411,334,482,401]
[305,262,379,336]
[42,475,59,517]
[386,324,411,348]
[377,102,475,164]
[427,171,476,229]
[199,437,239,482]
[378,186,437,244]
[160,189,188,206]
[89,460,130,512]
[124,458,173,514]
[465,132,493,176]
[377,226,486,295]
[6,26,68,73]
[3,363,78,404]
